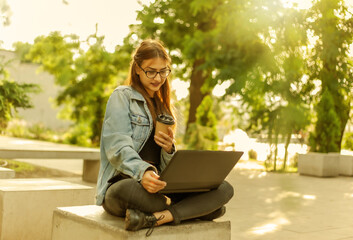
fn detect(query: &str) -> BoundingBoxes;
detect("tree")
[310,89,341,152]
[0,57,39,131]
[307,0,353,152]
[226,6,312,171]
[186,95,218,150]
[25,30,132,145]
[130,0,273,133]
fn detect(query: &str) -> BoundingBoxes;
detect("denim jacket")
[96,86,175,205]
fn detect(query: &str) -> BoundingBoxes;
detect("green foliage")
[307,0,353,151]
[132,0,276,131]
[223,6,312,171]
[0,58,40,131]
[1,159,35,173]
[342,132,353,151]
[62,122,92,147]
[309,89,341,153]
[186,95,218,150]
[23,30,131,145]
[4,118,94,147]
[12,42,33,63]
[5,119,31,138]
[248,149,258,160]
[5,119,60,142]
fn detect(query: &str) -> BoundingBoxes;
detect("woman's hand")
[154,127,175,153]
[141,170,167,193]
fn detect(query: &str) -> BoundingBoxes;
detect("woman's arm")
[101,89,155,181]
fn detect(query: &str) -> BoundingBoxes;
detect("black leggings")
[102,179,234,224]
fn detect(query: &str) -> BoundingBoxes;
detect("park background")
[1,0,353,173]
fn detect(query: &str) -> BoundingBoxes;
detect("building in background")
[0,49,71,130]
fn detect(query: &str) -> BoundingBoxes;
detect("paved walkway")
[1,136,353,240]
[224,169,353,240]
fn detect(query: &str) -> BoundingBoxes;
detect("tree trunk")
[273,133,278,172]
[91,96,104,146]
[282,132,291,171]
[186,59,208,131]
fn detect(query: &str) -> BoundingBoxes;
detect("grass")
[0,159,80,178]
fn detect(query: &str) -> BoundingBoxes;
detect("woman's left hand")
[154,127,175,153]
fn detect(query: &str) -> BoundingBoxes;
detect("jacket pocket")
[131,114,150,141]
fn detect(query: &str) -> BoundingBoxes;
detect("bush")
[185,96,218,150]
[309,89,341,153]
[6,119,56,142]
[290,153,299,168]
[5,119,31,138]
[248,149,258,160]
[63,123,92,147]
[342,132,353,150]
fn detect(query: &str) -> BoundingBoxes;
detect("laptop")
[159,150,243,193]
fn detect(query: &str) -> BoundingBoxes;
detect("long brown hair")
[126,39,174,124]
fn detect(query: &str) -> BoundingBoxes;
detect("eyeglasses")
[137,64,171,79]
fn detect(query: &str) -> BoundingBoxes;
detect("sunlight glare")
[252,223,278,235]
[212,80,231,97]
[172,79,189,100]
[282,0,313,9]
[303,195,316,200]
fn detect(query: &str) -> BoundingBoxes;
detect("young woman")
[96,39,234,236]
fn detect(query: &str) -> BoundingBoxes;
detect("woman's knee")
[105,178,139,200]
[219,181,234,203]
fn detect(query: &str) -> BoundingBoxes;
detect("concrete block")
[0,167,15,179]
[298,152,339,177]
[52,205,231,240]
[339,155,353,176]
[0,178,95,240]
[82,159,99,183]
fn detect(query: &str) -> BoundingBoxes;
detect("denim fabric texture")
[96,86,175,205]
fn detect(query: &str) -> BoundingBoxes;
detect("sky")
[0,0,151,52]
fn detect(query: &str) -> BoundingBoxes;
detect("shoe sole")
[125,209,133,230]
[125,209,139,231]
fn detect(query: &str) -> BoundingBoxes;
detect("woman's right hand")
[141,170,167,193]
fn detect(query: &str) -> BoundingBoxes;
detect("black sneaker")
[125,209,164,236]
[199,206,226,221]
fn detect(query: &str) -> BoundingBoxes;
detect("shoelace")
[145,214,165,237]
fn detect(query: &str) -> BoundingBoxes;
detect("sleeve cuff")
[137,165,158,181]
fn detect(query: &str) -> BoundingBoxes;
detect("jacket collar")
[130,86,147,102]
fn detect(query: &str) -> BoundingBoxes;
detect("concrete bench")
[0,178,95,240]
[0,147,100,182]
[0,166,15,179]
[298,152,353,177]
[338,154,353,176]
[298,152,339,177]
[52,205,231,240]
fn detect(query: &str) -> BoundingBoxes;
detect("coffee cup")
[155,114,175,138]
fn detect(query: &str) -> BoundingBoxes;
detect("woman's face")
[137,57,169,97]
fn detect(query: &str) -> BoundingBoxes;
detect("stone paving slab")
[222,169,353,240]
